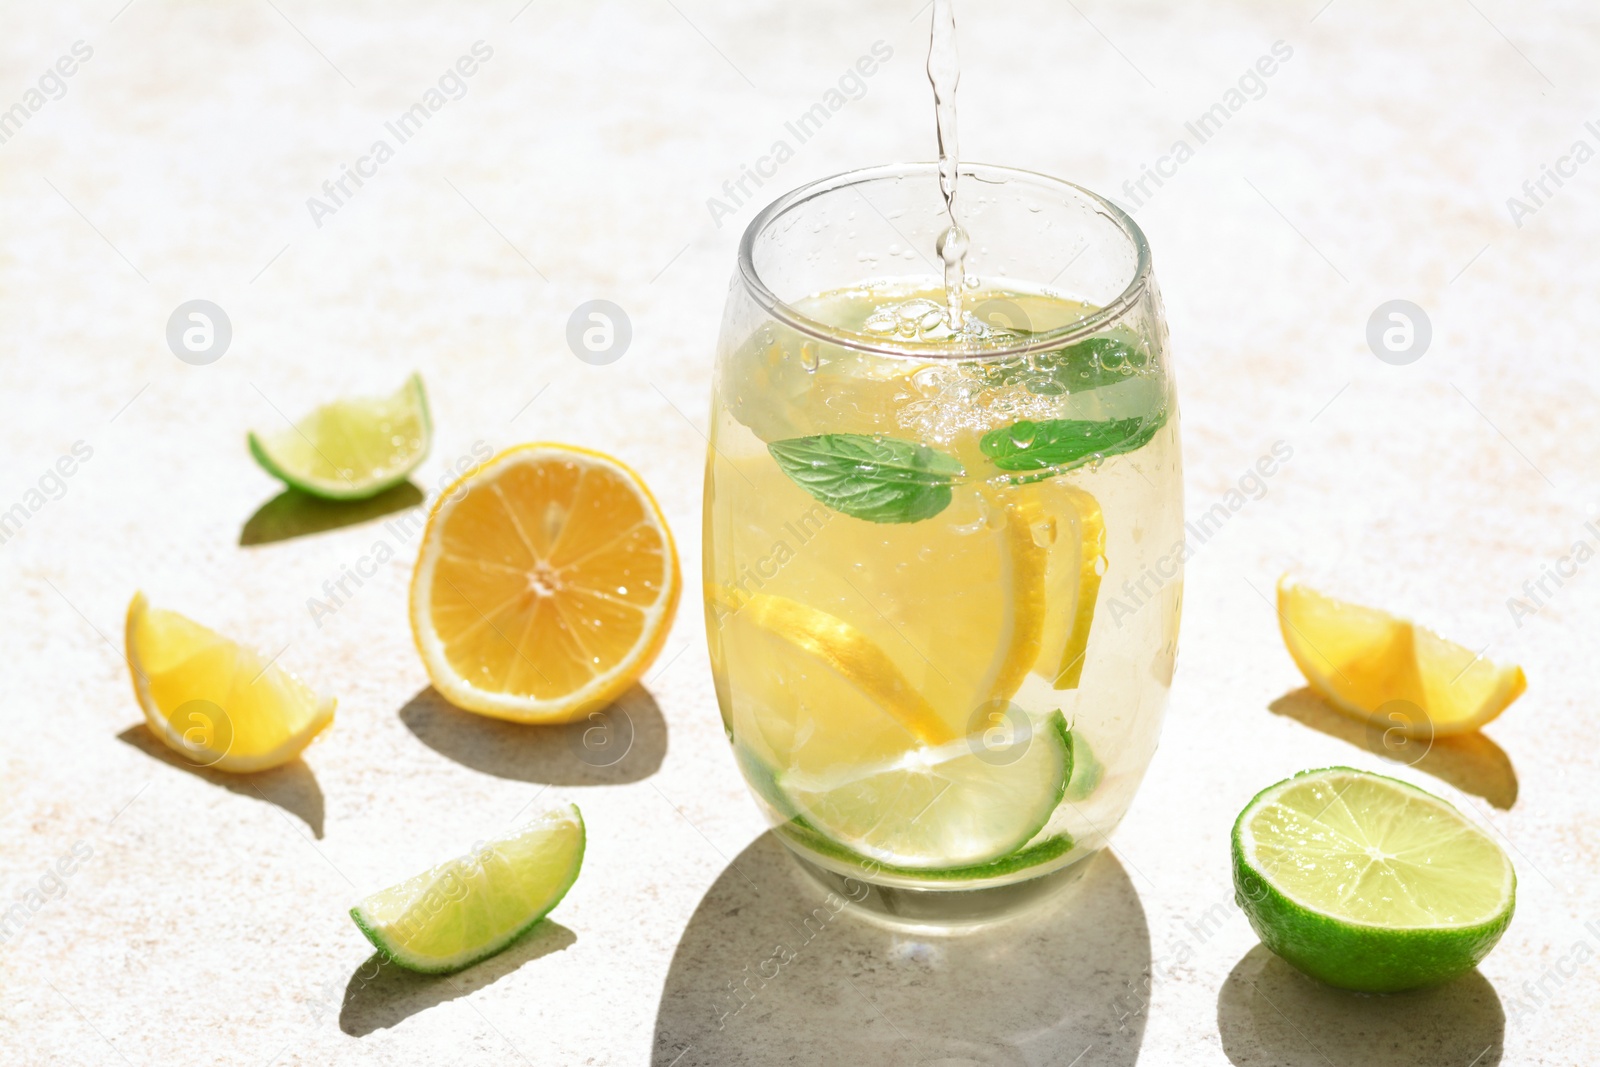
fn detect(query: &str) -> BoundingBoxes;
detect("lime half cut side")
[1232,767,1515,993]
[777,710,1072,870]
[249,373,431,500]
[350,804,584,974]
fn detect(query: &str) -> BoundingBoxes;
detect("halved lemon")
[410,444,680,723]
[125,593,335,772]
[711,589,954,779]
[1277,577,1526,737]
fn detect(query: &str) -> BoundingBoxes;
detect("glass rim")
[736,161,1153,360]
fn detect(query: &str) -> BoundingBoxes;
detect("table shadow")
[116,723,325,837]
[652,833,1150,1067]
[1269,687,1518,809]
[240,482,423,545]
[1218,944,1503,1066]
[399,683,666,785]
[340,920,576,1036]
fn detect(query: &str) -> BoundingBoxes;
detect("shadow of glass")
[116,724,325,838]
[399,684,666,785]
[339,920,576,1036]
[1217,944,1503,1066]
[240,481,423,546]
[1269,687,1518,809]
[651,833,1150,1067]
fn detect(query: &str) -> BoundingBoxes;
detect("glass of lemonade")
[703,162,1182,926]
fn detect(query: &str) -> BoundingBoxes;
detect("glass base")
[784,841,1101,934]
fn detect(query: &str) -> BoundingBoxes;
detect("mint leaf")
[980,414,1164,476]
[976,334,1152,397]
[768,434,964,523]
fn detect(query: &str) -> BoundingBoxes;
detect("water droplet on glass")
[799,344,819,373]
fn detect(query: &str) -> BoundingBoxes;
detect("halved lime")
[350,804,583,974]
[249,373,431,500]
[1233,767,1515,993]
[777,710,1072,869]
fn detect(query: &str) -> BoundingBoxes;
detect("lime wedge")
[350,804,583,974]
[249,373,431,500]
[1233,767,1515,992]
[777,710,1072,869]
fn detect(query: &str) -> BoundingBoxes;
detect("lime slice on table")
[778,710,1073,871]
[350,804,584,974]
[1233,767,1515,993]
[249,373,431,500]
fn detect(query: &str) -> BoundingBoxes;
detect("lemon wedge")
[1277,577,1525,737]
[125,593,335,771]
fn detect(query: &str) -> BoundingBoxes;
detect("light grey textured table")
[1,2,1595,1064]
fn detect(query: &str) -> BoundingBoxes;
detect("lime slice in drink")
[778,710,1072,869]
[785,818,1075,882]
[350,804,583,974]
[249,373,431,500]
[1233,767,1515,993]
[737,742,1076,880]
[1063,729,1104,801]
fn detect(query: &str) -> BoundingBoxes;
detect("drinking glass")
[703,162,1182,926]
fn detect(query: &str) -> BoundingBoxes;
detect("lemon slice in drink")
[350,805,584,974]
[778,710,1072,869]
[248,373,431,500]
[1020,482,1106,690]
[1277,577,1526,737]
[125,593,335,772]
[1233,767,1515,992]
[711,590,954,779]
[410,444,680,723]
[723,455,1046,735]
